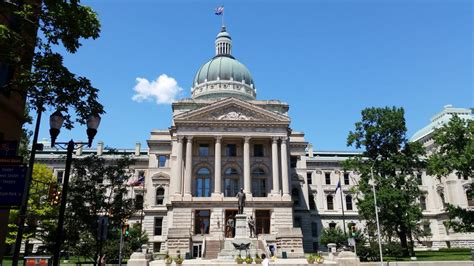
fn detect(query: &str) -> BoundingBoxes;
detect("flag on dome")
[215,6,224,15]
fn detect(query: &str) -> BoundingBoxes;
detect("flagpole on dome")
[215,5,225,27]
[222,5,225,27]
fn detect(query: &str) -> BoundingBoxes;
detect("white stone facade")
[34,27,473,257]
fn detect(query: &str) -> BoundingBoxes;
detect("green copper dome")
[191,26,256,100]
[193,56,254,88]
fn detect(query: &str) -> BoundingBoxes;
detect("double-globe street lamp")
[49,111,101,266]
[370,155,384,266]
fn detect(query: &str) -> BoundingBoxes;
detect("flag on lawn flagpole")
[335,180,341,193]
[215,6,224,15]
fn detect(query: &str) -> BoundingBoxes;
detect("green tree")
[1,0,104,128]
[344,107,425,257]
[319,227,346,248]
[427,115,473,180]
[7,164,58,254]
[64,154,146,262]
[427,115,474,232]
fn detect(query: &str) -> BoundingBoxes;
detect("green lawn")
[385,249,472,262]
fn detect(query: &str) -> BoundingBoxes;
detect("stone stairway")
[204,240,222,259]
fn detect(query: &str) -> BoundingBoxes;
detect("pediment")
[174,98,290,124]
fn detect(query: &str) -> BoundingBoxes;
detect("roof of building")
[410,105,473,142]
[193,56,254,88]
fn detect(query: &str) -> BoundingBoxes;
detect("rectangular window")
[56,170,64,184]
[226,144,236,157]
[325,172,331,185]
[307,172,312,185]
[343,172,350,185]
[153,242,162,252]
[417,173,422,185]
[253,144,264,157]
[420,196,427,210]
[154,217,163,235]
[195,210,210,235]
[199,144,209,157]
[135,194,144,210]
[158,155,167,168]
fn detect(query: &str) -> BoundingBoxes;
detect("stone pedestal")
[234,214,248,239]
[335,251,360,266]
[127,252,148,266]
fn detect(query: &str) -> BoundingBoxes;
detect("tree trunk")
[397,229,410,257]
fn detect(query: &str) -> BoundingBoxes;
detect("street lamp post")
[370,156,384,266]
[49,111,101,266]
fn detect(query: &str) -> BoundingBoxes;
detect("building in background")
[35,28,473,257]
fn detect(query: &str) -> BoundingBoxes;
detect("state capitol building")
[36,26,473,258]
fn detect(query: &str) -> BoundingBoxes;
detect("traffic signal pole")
[118,222,124,266]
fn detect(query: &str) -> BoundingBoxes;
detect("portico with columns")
[146,26,305,258]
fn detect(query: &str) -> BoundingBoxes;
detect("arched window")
[156,187,165,205]
[346,195,353,210]
[327,195,334,210]
[292,188,300,206]
[251,168,267,197]
[224,167,240,197]
[195,168,211,197]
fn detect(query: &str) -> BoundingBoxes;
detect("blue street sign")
[0,165,26,207]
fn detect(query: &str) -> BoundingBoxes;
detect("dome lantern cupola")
[215,26,232,57]
[191,27,256,101]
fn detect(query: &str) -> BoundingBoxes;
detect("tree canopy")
[64,154,146,262]
[427,115,473,180]
[1,0,104,128]
[344,106,425,257]
[427,114,474,232]
[7,164,58,253]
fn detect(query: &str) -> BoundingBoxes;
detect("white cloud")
[132,74,183,104]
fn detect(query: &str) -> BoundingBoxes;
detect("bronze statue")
[236,188,246,214]
[248,216,256,238]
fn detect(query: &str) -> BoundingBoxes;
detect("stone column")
[214,136,222,194]
[243,137,251,194]
[271,137,280,195]
[280,137,289,197]
[184,136,193,196]
[174,136,184,195]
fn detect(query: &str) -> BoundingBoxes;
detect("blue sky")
[32,0,473,151]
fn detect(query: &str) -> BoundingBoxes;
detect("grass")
[385,249,472,262]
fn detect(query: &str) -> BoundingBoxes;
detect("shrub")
[319,226,346,247]
[383,242,404,257]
